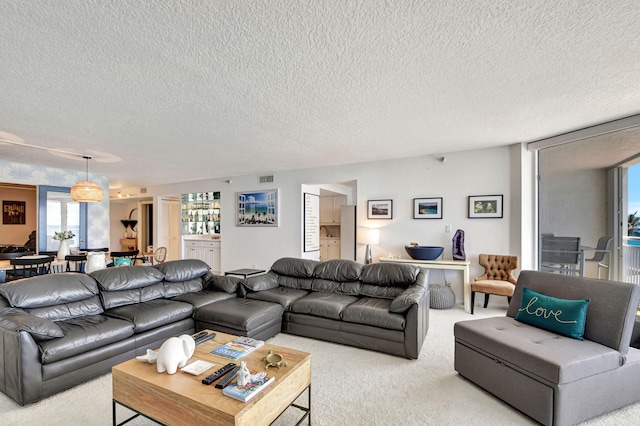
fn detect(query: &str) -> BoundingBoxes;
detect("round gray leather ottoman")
[429,284,455,309]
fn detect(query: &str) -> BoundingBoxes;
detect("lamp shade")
[71,180,104,202]
[357,228,380,245]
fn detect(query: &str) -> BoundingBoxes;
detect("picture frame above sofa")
[468,194,503,218]
[236,189,279,226]
[413,197,442,219]
[367,199,393,219]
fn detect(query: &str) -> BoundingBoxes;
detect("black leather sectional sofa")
[0,257,429,405]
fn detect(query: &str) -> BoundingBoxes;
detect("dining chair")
[540,236,583,276]
[153,247,167,264]
[65,254,87,272]
[584,236,613,279]
[109,250,140,266]
[8,256,55,281]
[470,254,518,314]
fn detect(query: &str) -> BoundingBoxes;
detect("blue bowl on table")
[404,246,444,261]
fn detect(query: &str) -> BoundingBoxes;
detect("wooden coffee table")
[112,331,311,425]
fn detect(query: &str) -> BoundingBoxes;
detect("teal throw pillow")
[114,258,132,266]
[515,287,590,340]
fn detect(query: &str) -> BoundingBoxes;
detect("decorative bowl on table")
[404,246,444,260]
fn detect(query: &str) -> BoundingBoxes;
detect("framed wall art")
[3,200,26,225]
[367,199,393,219]
[413,197,443,219]
[468,195,503,218]
[303,193,320,252]
[236,189,279,226]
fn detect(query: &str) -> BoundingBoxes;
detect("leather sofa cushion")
[194,299,283,332]
[455,316,623,384]
[311,279,361,296]
[27,295,104,322]
[92,265,165,291]
[163,278,203,298]
[39,315,134,364]
[359,284,404,300]
[205,273,241,293]
[342,298,406,331]
[100,282,166,310]
[0,308,64,340]
[246,287,308,310]
[290,292,358,320]
[271,257,318,278]
[243,272,279,291]
[360,263,419,287]
[0,273,100,309]
[172,290,236,309]
[278,275,314,290]
[104,299,194,333]
[154,259,209,282]
[313,259,362,281]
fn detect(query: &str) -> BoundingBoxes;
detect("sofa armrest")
[203,273,241,294]
[0,326,45,404]
[243,271,280,292]
[0,308,63,341]
[390,284,426,313]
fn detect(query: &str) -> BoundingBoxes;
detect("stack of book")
[222,374,275,402]
[210,337,265,360]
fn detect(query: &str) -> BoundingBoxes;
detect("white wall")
[147,145,518,305]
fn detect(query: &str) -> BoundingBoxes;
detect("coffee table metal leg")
[113,400,145,426]
[273,384,311,425]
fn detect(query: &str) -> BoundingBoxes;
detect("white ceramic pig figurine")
[156,335,196,374]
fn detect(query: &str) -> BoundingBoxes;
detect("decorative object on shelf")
[262,349,288,370]
[53,230,75,261]
[367,199,393,219]
[70,155,103,202]
[357,228,380,264]
[468,195,503,218]
[413,197,443,219]
[156,334,196,374]
[85,252,106,273]
[452,229,466,260]
[2,200,26,224]
[404,245,444,260]
[236,189,279,227]
[121,209,138,238]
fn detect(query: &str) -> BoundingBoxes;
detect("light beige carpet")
[1,306,638,425]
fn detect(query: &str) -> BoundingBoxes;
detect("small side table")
[224,268,266,279]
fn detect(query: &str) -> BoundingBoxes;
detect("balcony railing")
[622,237,640,284]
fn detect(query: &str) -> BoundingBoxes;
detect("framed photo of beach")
[367,199,393,219]
[413,197,443,219]
[468,194,503,218]
[236,189,279,226]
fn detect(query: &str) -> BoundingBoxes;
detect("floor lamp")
[357,228,380,264]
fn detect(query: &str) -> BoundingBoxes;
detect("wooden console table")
[379,257,472,313]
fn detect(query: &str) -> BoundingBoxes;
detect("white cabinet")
[320,196,346,224]
[183,239,221,274]
[320,238,341,260]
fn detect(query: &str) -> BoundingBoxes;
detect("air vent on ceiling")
[259,175,274,183]
[140,188,147,194]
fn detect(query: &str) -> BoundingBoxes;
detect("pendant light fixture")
[71,155,104,202]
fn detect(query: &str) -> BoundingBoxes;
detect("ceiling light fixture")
[0,138,104,203]
[70,155,104,202]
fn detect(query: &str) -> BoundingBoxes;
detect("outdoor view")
[629,163,640,241]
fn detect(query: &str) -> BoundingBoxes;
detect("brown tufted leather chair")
[470,254,518,314]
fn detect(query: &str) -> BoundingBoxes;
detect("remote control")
[214,365,240,389]
[195,332,217,345]
[202,362,236,385]
[191,331,208,341]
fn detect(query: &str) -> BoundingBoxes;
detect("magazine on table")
[232,336,265,348]
[222,375,275,402]
[210,341,257,360]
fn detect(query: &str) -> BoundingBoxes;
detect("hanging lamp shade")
[70,155,103,202]
[71,180,103,202]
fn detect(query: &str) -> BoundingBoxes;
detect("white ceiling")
[1,0,640,189]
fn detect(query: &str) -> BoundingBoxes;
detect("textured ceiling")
[1,0,640,189]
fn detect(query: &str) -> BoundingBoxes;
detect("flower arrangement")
[53,230,75,241]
